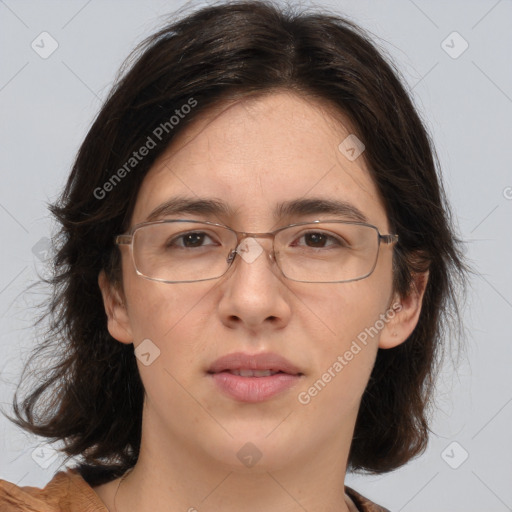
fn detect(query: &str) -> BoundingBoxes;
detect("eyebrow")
[145,197,235,222]
[144,196,368,224]
[275,197,368,223]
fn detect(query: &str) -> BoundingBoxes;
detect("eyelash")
[168,230,346,249]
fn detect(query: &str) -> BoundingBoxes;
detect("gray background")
[0,0,511,510]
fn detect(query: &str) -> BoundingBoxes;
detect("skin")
[96,90,428,512]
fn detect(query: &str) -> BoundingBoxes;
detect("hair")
[7,0,468,485]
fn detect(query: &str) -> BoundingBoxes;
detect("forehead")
[131,90,389,231]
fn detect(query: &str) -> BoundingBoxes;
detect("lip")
[208,352,304,403]
[208,352,302,375]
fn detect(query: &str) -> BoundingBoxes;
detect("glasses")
[115,219,398,284]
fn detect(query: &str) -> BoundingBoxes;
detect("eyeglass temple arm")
[380,234,399,244]
[115,235,132,245]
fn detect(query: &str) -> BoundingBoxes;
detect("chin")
[193,421,310,473]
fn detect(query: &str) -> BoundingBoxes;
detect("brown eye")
[167,232,215,248]
[293,231,346,249]
[181,232,207,247]
[304,233,328,247]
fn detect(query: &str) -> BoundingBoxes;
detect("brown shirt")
[0,469,390,512]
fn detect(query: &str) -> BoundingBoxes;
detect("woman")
[0,1,467,511]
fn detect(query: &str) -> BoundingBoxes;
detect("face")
[101,90,421,472]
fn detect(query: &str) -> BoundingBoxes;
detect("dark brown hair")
[8,0,468,484]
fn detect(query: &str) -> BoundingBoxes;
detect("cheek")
[124,273,216,368]
[301,275,392,352]
[295,273,392,410]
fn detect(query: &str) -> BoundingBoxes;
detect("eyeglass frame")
[115,218,399,284]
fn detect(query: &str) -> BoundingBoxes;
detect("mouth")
[208,351,303,375]
[220,369,284,377]
[207,352,304,403]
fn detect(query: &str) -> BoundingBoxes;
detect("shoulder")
[0,468,108,512]
[345,485,391,512]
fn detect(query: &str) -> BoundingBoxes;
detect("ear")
[98,270,134,344]
[379,270,429,349]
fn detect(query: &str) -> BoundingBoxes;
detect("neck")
[107,415,355,512]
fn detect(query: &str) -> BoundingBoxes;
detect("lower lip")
[210,372,301,402]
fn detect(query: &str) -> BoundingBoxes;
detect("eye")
[168,231,217,248]
[294,231,346,249]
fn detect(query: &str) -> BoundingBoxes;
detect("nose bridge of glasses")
[227,231,276,266]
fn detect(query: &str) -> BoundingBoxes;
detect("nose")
[217,236,292,332]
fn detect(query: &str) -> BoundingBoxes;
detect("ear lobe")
[98,270,134,344]
[379,270,429,349]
